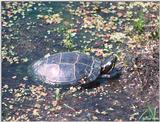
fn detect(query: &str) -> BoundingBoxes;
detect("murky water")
[2,2,159,121]
[2,2,120,89]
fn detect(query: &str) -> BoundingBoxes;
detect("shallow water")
[2,1,159,121]
[2,2,119,90]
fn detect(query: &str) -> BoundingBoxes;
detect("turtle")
[29,52,120,86]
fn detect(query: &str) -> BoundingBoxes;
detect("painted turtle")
[29,52,120,86]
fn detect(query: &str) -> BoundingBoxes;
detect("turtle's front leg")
[100,68,121,79]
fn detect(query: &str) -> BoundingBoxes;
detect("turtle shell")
[29,52,101,85]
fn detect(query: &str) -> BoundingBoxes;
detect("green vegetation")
[151,17,160,39]
[63,32,75,50]
[55,25,75,50]
[139,106,158,121]
[63,39,74,49]
[133,11,145,34]
[55,88,61,101]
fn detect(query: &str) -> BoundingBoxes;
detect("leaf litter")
[2,1,159,121]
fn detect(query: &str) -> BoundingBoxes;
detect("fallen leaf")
[117,12,123,17]
[15,93,22,97]
[52,100,58,107]
[35,103,41,108]
[23,76,28,81]
[33,109,39,116]
[108,107,114,111]
[92,116,98,120]
[12,76,17,79]
[101,111,108,115]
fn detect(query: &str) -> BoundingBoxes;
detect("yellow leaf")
[40,92,47,96]
[52,100,58,107]
[33,109,39,116]
[101,111,108,115]
[15,93,22,97]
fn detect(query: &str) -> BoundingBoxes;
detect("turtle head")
[101,54,117,74]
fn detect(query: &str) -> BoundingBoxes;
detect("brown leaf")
[35,103,41,108]
[117,12,123,17]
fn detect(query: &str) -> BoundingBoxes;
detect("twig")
[63,103,76,112]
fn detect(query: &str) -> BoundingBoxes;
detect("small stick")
[63,103,76,112]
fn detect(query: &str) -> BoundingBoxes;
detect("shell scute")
[75,63,88,80]
[47,53,60,64]
[61,52,78,63]
[59,63,75,81]
[78,54,93,66]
